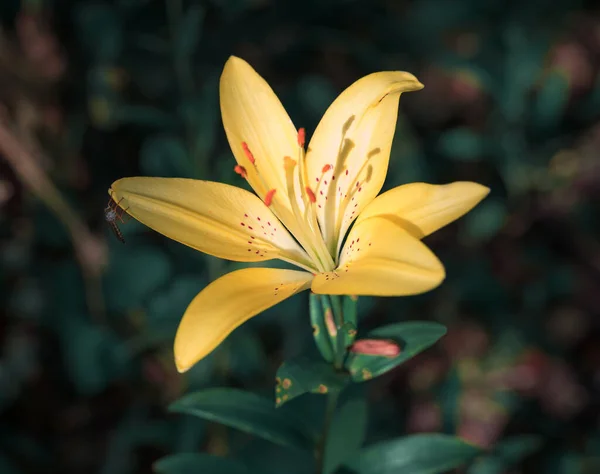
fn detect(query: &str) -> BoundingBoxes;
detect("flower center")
[234,133,336,273]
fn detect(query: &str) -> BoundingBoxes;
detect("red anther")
[322,164,331,173]
[241,142,255,164]
[297,128,306,147]
[234,164,248,178]
[305,186,316,203]
[264,189,276,206]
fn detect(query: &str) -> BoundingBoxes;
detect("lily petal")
[355,182,490,239]
[174,268,313,372]
[220,56,312,250]
[110,177,314,269]
[305,71,424,254]
[312,216,445,296]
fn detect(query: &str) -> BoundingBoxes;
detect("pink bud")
[350,339,401,357]
[325,308,337,337]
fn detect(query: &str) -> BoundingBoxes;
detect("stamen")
[297,128,305,148]
[241,142,255,165]
[284,156,296,170]
[305,186,316,203]
[264,189,276,207]
[234,165,248,178]
[322,164,331,173]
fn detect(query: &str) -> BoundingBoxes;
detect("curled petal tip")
[175,357,190,373]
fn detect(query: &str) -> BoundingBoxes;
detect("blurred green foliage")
[1,0,600,472]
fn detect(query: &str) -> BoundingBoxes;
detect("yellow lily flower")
[109,56,489,372]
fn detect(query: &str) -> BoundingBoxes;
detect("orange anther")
[305,186,316,203]
[264,189,276,206]
[234,165,247,178]
[241,142,255,164]
[297,128,305,148]
[322,164,331,173]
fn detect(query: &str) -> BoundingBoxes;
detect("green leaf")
[533,71,570,132]
[347,434,482,474]
[468,435,542,474]
[438,128,486,161]
[324,398,368,474]
[140,135,192,178]
[345,322,447,382]
[154,453,253,474]
[340,321,357,351]
[275,356,349,407]
[310,293,334,363]
[342,296,358,329]
[169,388,315,450]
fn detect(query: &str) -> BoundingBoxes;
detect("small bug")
[104,194,129,243]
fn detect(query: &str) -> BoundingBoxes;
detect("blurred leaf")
[146,275,203,327]
[577,74,600,119]
[75,3,122,61]
[178,74,220,174]
[128,275,204,351]
[105,247,173,312]
[297,75,337,122]
[544,451,583,474]
[347,434,482,474]
[169,388,315,450]
[438,128,487,161]
[346,322,447,382]
[275,356,349,407]
[154,453,253,474]
[460,198,506,242]
[115,105,176,129]
[175,5,205,60]
[468,435,542,474]
[324,398,368,474]
[62,319,130,395]
[140,135,192,178]
[439,367,462,434]
[0,455,19,474]
[227,330,268,379]
[502,25,550,121]
[532,71,570,133]
[238,438,316,474]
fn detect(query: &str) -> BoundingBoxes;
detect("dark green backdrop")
[1,0,599,472]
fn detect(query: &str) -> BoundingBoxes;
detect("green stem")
[315,390,340,474]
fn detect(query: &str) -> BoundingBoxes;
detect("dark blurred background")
[1,0,600,472]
